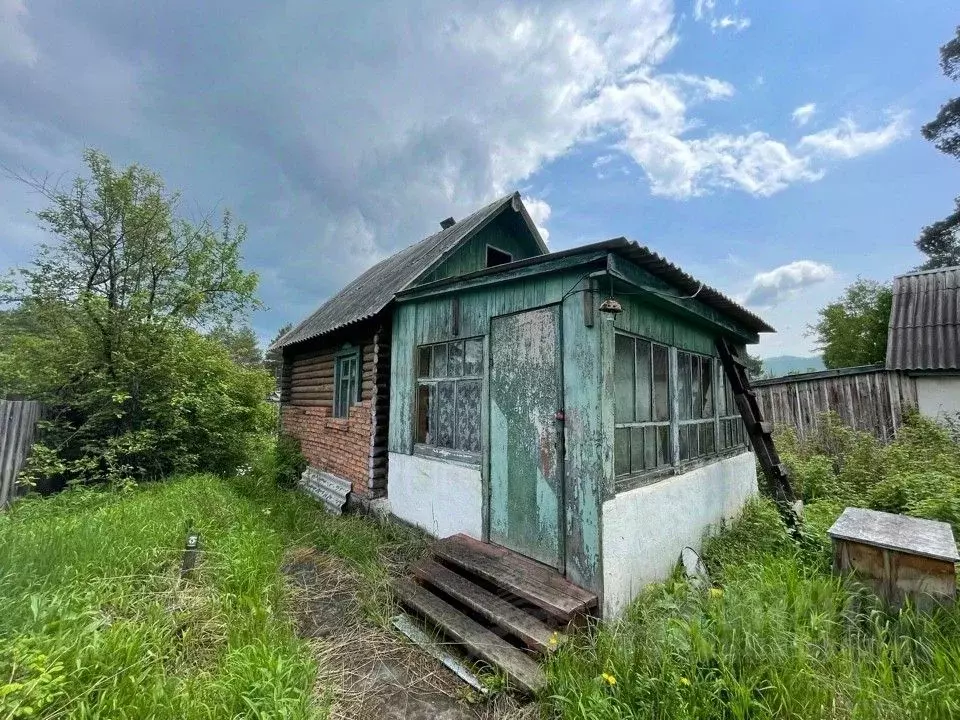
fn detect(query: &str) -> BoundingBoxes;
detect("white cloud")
[799,113,910,159]
[712,16,750,32]
[0,0,38,66]
[694,0,750,33]
[0,0,913,338]
[523,196,552,244]
[743,260,835,307]
[792,103,817,127]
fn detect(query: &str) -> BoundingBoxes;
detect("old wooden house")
[275,192,771,624]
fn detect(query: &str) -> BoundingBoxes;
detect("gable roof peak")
[274,191,542,349]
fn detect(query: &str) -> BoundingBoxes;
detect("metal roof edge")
[894,265,960,280]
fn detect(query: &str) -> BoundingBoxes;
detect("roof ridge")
[274,191,522,348]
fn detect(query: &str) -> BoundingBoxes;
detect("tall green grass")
[0,473,424,719]
[546,498,960,719]
[546,408,960,720]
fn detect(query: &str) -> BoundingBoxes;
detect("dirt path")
[284,548,535,720]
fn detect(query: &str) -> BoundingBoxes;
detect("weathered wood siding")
[390,251,760,596]
[391,265,607,593]
[612,290,732,357]
[281,321,390,497]
[0,399,41,507]
[753,368,918,443]
[416,214,544,286]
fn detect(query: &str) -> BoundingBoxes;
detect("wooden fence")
[0,400,42,507]
[753,365,917,443]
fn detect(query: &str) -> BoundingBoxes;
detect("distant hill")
[760,355,825,378]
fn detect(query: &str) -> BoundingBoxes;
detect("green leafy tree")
[744,353,764,380]
[917,26,960,269]
[0,149,270,486]
[207,324,264,368]
[808,279,893,369]
[263,322,293,383]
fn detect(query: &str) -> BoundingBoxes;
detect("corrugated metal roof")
[397,236,774,334]
[608,238,775,334]
[886,265,960,371]
[274,193,528,348]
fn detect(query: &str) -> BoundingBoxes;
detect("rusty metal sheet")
[489,306,564,570]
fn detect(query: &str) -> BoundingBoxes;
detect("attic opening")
[485,245,513,268]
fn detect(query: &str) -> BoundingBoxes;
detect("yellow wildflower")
[601,672,617,686]
[679,676,691,687]
[548,632,559,647]
[709,587,723,599]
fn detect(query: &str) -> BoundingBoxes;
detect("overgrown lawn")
[0,474,423,719]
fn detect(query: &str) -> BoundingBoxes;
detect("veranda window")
[415,338,483,453]
[333,349,360,418]
[677,351,716,461]
[716,362,748,450]
[614,334,671,476]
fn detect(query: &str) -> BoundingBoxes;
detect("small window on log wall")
[416,338,482,453]
[333,349,360,418]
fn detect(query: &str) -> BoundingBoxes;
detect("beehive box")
[828,507,959,609]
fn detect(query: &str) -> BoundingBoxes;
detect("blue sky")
[0,0,956,357]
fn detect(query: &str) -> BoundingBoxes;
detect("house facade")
[273,193,547,506]
[276,193,772,616]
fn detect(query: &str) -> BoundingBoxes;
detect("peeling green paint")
[387,249,760,601]
[489,306,564,570]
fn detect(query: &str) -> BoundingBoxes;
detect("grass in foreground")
[545,498,960,720]
[0,474,424,720]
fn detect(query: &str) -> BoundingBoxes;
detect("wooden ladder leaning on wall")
[715,337,802,532]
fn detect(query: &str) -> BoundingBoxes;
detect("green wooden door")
[489,306,564,570]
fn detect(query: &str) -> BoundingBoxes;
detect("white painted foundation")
[915,375,960,420]
[601,451,757,617]
[387,452,483,539]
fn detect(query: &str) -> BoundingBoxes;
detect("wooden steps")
[392,533,598,696]
[411,558,555,653]
[433,534,596,623]
[392,578,545,694]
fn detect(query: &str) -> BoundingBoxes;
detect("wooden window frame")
[614,332,672,479]
[614,332,750,490]
[333,347,360,418]
[414,337,483,459]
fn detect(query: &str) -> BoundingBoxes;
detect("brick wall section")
[279,322,387,498]
[281,401,372,494]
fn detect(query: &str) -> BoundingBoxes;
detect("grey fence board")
[753,368,917,443]
[0,400,42,507]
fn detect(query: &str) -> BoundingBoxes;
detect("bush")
[775,412,960,533]
[12,326,275,488]
[248,434,307,489]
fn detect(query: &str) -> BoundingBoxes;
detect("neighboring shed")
[886,266,960,419]
[272,193,547,505]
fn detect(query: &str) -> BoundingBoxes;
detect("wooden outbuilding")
[275,192,774,618]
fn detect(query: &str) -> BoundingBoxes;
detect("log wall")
[280,320,390,498]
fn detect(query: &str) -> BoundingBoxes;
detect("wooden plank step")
[392,578,545,695]
[412,559,556,653]
[433,534,596,624]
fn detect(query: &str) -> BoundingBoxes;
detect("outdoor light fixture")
[598,297,622,315]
